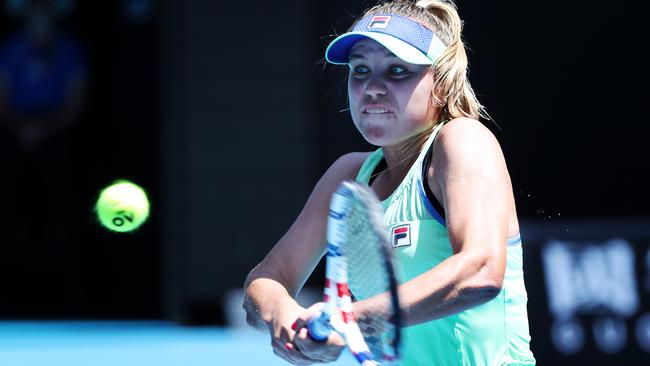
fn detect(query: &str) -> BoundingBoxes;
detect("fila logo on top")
[391,224,411,248]
[368,15,391,29]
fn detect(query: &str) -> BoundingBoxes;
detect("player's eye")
[387,65,410,77]
[350,64,371,78]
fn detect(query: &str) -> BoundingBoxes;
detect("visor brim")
[325,31,433,66]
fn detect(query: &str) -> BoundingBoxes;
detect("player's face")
[347,38,435,147]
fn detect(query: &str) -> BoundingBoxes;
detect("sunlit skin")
[244,33,517,366]
[348,39,437,158]
[347,38,439,198]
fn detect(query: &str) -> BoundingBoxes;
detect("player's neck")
[372,132,429,200]
[380,151,416,184]
[382,131,430,174]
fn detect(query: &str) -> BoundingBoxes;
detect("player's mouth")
[362,104,392,114]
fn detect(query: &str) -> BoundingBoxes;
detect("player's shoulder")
[326,151,373,180]
[436,117,500,153]
[439,117,494,141]
[334,151,373,167]
[310,152,373,207]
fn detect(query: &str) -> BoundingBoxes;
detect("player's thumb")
[292,302,325,331]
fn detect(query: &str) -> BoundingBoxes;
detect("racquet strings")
[342,185,401,362]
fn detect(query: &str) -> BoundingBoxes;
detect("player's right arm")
[243,152,368,363]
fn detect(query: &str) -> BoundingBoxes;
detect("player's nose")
[365,75,387,98]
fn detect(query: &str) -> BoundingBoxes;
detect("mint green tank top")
[355,123,536,366]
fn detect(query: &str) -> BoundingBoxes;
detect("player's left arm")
[355,117,512,325]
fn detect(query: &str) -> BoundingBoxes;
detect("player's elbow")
[464,252,505,303]
[464,275,501,305]
[474,280,502,302]
[479,267,504,300]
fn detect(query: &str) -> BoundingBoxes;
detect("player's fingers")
[273,346,302,365]
[294,328,323,359]
[294,327,343,362]
[293,302,325,331]
[270,322,296,350]
[293,302,328,339]
[271,340,314,365]
[270,327,317,366]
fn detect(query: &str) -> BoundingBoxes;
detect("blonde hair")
[357,0,485,121]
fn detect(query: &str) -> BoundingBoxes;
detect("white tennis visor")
[325,14,447,66]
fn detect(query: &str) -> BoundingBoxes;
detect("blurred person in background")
[0,0,86,151]
[0,0,87,280]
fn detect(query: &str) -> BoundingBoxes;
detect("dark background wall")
[0,0,647,364]
[160,0,315,324]
[0,0,160,318]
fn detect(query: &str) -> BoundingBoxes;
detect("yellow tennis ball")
[95,180,150,232]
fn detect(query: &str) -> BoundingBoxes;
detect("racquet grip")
[306,312,331,342]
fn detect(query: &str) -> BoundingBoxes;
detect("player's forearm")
[402,252,502,325]
[243,276,298,330]
[354,251,502,327]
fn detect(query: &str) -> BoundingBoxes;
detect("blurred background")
[0,0,648,365]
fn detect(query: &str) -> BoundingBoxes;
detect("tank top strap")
[355,148,384,184]
[416,120,448,164]
[409,120,449,184]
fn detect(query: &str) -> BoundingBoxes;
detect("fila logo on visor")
[368,15,391,29]
[391,224,411,248]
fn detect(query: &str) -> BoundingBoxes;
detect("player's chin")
[358,125,390,146]
[364,133,405,148]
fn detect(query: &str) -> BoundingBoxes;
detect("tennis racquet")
[307,181,402,365]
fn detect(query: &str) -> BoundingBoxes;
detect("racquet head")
[341,181,401,363]
[310,181,401,365]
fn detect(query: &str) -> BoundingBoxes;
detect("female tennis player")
[243,1,536,365]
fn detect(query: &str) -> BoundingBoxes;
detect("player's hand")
[268,298,317,365]
[290,302,346,363]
